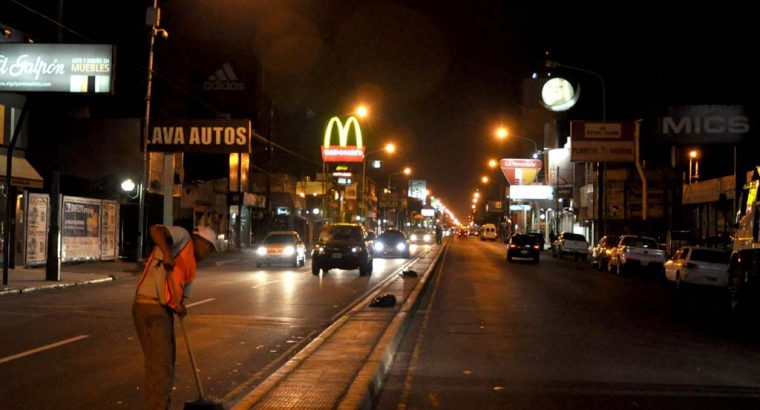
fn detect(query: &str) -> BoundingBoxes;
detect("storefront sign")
[0,43,114,93]
[147,119,252,153]
[570,121,635,162]
[322,116,365,162]
[658,105,749,144]
[499,158,542,185]
[408,179,427,204]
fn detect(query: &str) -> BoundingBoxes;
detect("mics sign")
[658,105,749,144]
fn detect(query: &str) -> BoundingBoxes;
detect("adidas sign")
[204,63,245,91]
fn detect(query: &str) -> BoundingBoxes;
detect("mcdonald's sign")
[321,116,365,162]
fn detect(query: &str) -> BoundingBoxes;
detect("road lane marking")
[186,298,215,308]
[0,335,90,365]
[251,280,279,289]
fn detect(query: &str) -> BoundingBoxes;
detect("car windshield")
[563,233,586,242]
[320,226,362,241]
[264,234,295,244]
[511,235,537,245]
[621,237,658,248]
[690,249,730,264]
[603,237,619,247]
[379,231,405,242]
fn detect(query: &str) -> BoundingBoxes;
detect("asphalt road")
[0,245,429,410]
[377,237,760,410]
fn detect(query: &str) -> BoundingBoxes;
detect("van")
[480,224,498,241]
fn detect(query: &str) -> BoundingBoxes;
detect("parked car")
[311,223,373,276]
[608,235,665,275]
[507,233,541,263]
[588,235,619,270]
[553,232,588,260]
[256,231,307,268]
[373,229,411,258]
[664,246,731,290]
[409,229,433,244]
[479,224,498,241]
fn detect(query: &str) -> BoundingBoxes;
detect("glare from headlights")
[283,246,295,256]
[374,242,385,251]
[410,234,418,241]
[256,246,267,256]
[396,242,406,251]
[351,246,360,253]
[423,234,431,242]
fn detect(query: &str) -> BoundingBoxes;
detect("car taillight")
[509,244,517,248]
[532,245,540,249]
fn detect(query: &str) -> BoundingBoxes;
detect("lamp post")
[138,1,168,261]
[688,150,700,184]
[495,127,540,157]
[362,143,395,222]
[387,167,412,191]
[545,59,607,243]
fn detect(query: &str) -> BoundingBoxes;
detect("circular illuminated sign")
[540,77,580,112]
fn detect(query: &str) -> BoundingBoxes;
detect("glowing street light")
[355,105,369,118]
[495,126,539,156]
[481,176,489,184]
[488,159,498,168]
[688,149,701,184]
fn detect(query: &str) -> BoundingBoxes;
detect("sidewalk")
[0,251,244,297]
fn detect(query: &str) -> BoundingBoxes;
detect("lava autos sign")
[147,119,251,153]
[499,158,543,185]
[322,116,365,162]
[0,43,114,93]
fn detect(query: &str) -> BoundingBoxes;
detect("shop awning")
[0,155,44,189]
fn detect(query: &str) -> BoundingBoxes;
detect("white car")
[664,246,730,289]
[608,235,665,274]
[553,232,588,260]
[480,224,498,241]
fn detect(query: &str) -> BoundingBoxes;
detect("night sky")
[3,1,754,220]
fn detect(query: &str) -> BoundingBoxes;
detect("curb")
[0,276,116,297]
[338,240,448,409]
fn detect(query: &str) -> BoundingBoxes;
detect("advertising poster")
[100,201,118,260]
[25,193,49,266]
[61,196,101,261]
[408,179,427,205]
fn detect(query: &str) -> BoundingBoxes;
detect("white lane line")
[0,335,90,365]
[252,280,279,289]
[186,298,215,308]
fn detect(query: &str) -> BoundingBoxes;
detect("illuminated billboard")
[499,158,542,185]
[0,44,115,93]
[408,179,427,204]
[322,116,365,162]
[509,185,554,200]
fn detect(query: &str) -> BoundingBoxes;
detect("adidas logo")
[204,63,245,91]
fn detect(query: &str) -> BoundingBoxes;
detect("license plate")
[520,250,528,254]
[332,253,342,259]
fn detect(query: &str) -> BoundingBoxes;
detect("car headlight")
[283,246,295,256]
[374,242,385,251]
[410,234,418,241]
[256,246,267,256]
[351,246,360,253]
[423,234,431,242]
[396,242,406,251]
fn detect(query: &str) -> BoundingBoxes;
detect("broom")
[178,316,225,410]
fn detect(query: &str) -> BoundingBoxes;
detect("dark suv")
[312,223,373,276]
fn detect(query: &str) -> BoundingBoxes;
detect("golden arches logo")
[323,116,363,148]
[322,115,365,162]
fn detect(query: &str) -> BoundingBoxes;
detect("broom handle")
[178,316,205,399]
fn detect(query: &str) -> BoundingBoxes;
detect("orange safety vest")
[136,241,197,310]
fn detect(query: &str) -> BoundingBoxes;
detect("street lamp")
[387,166,412,190]
[361,142,395,220]
[495,127,540,157]
[688,149,700,184]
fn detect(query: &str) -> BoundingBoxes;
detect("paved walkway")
[0,251,243,296]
